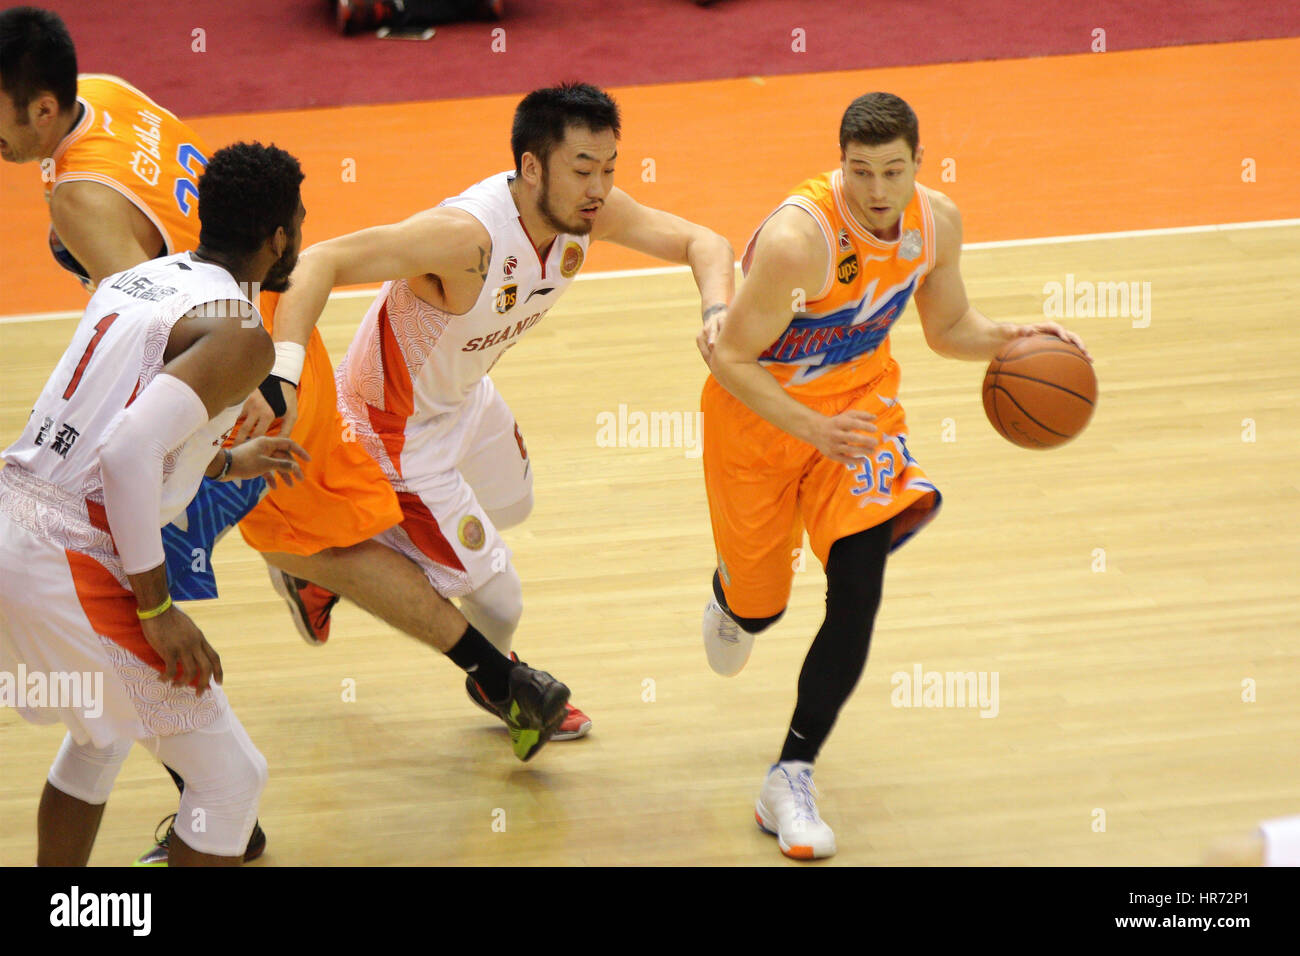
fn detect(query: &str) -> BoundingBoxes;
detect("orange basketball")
[982,334,1096,448]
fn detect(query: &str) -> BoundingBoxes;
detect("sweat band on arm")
[99,373,211,575]
[256,342,307,418]
[257,375,290,417]
[271,342,306,386]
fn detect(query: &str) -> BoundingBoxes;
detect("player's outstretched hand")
[809,409,879,465]
[1010,321,1092,362]
[139,604,223,695]
[228,436,311,489]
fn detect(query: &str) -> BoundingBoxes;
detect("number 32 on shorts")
[849,434,916,501]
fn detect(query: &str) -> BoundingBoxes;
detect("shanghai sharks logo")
[759,276,918,384]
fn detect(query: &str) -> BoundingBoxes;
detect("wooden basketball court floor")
[1,38,1297,866]
[2,222,1297,866]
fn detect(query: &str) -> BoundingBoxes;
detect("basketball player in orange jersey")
[700,92,1089,860]
[0,7,576,865]
[265,83,735,736]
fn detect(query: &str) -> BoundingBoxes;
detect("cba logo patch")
[560,241,584,278]
[837,228,852,252]
[836,253,859,284]
[494,284,518,314]
[502,255,518,278]
[458,515,486,550]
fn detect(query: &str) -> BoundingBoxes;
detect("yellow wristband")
[136,595,173,620]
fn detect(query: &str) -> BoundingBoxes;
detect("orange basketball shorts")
[701,362,941,620]
[237,292,403,556]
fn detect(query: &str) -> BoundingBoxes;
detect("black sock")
[446,623,514,701]
[164,764,185,795]
[778,521,892,764]
[713,570,785,634]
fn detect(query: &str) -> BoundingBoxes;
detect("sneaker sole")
[550,717,592,741]
[755,800,833,860]
[267,568,325,647]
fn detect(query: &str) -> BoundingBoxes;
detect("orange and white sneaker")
[466,653,592,740]
[268,568,340,646]
[755,761,837,860]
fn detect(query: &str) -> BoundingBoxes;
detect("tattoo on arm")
[702,303,727,323]
[465,245,489,280]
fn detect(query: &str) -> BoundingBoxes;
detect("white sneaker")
[755,761,837,860]
[702,598,754,676]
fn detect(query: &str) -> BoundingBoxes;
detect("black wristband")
[258,374,291,418]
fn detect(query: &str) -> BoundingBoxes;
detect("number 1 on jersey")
[63,312,120,399]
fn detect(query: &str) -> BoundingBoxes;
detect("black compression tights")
[779,520,892,764]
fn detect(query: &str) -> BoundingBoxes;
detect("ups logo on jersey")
[836,254,859,284]
[494,284,518,314]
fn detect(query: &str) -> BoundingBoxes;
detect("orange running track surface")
[2,38,1296,317]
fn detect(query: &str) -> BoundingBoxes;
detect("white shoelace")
[789,769,820,823]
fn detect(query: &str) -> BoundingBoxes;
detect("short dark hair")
[511,83,621,173]
[839,92,918,158]
[197,142,304,259]
[0,6,78,114]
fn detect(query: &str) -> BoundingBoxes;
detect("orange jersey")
[741,169,937,397]
[46,73,211,285]
[42,75,400,559]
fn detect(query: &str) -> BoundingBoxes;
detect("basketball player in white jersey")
[265,83,735,739]
[0,142,310,865]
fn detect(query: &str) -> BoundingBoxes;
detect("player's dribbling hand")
[139,605,223,696]
[1010,322,1092,362]
[228,436,311,489]
[808,409,879,465]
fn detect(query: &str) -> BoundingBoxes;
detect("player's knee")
[459,567,524,650]
[713,570,785,634]
[486,490,533,531]
[47,734,133,805]
[175,743,268,857]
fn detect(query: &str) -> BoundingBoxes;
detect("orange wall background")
[2,38,1296,316]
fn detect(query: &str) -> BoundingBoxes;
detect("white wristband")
[271,342,307,386]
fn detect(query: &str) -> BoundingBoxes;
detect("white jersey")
[2,252,255,531]
[338,171,589,432]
